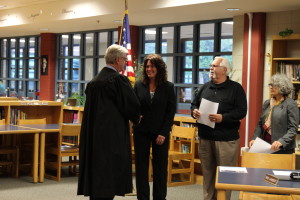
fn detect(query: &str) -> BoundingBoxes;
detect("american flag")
[119,9,135,84]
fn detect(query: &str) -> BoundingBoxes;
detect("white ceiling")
[0,0,300,37]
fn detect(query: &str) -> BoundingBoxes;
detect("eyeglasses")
[209,64,223,68]
[268,83,278,88]
[121,57,128,61]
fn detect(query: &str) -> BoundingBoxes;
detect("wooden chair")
[0,119,19,177]
[291,195,300,200]
[18,118,47,126]
[45,123,81,181]
[240,151,295,200]
[167,125,196,186]
[17,118,46,176]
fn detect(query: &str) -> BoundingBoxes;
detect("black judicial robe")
[77,67,140,198]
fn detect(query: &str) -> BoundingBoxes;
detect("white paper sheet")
[273,170,294,180]
[248,137,277,154]
[197,98,219,128]
[219,166,248,173]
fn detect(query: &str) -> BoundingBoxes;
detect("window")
[140,19,233,114]
[57,29,118,99]
[0,36,40,99]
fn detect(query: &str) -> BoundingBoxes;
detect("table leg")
[217,189,226,200]
[39,132,45,182]
[33,132,39,183]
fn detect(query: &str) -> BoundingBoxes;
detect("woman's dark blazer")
[133,80,176,137]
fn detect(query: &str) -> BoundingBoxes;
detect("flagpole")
[125,0,128,10]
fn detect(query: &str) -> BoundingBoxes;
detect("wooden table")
[0,125,41,183]
[215,166,300,200]
[18,124,60,182]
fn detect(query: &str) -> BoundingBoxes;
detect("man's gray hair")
[215,56,231,75]
[270,73,294,96]
[105,44,128,64]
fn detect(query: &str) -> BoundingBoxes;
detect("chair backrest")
[241,151,296,170]
[171,125,196,139]
[0,119,5,125]
[61,124,81,146]
[17,118,46,125]
[61,124,81,137]
[169,125,196,154]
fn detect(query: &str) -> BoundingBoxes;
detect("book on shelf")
[276,62,300,81]
[73,113,78,123]
[62,136,78,145]
[63,110,76,123]
[10,108,27,125]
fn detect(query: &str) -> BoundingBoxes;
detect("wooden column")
[39,33,57,100]
[240,13,266,148]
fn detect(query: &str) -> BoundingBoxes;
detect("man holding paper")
[191,57,247,200]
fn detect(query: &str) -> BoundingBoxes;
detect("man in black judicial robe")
[77,44,141,200]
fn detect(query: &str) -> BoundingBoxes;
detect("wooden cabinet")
[62,106,84,123]
[271,34,300,99]
[0,101,63,176]
[271,34,300,76]
[0,101,63,124]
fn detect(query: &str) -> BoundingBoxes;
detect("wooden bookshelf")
[0,100,63,177]
[0,97,18,101]
[63,106,84,123]
[271,34,300,80]
[0,100,63,124]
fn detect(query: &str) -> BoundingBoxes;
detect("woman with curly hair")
[250,73,299,154]
[133,54,176,200]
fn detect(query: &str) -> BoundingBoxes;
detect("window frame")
[0,36,40,99]
[56,29,118,99]
[139,18,233,114]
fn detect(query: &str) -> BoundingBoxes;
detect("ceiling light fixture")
[226,8,240,11]
[223,21,234,25]
[163,0,221,7]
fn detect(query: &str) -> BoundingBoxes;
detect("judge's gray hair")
[270,73,294,96]
[214,56,231,75]
[105,44,128,64]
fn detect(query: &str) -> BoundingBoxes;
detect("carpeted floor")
[0,174,239,200]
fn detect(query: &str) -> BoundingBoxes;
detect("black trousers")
[133,131,169,200]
